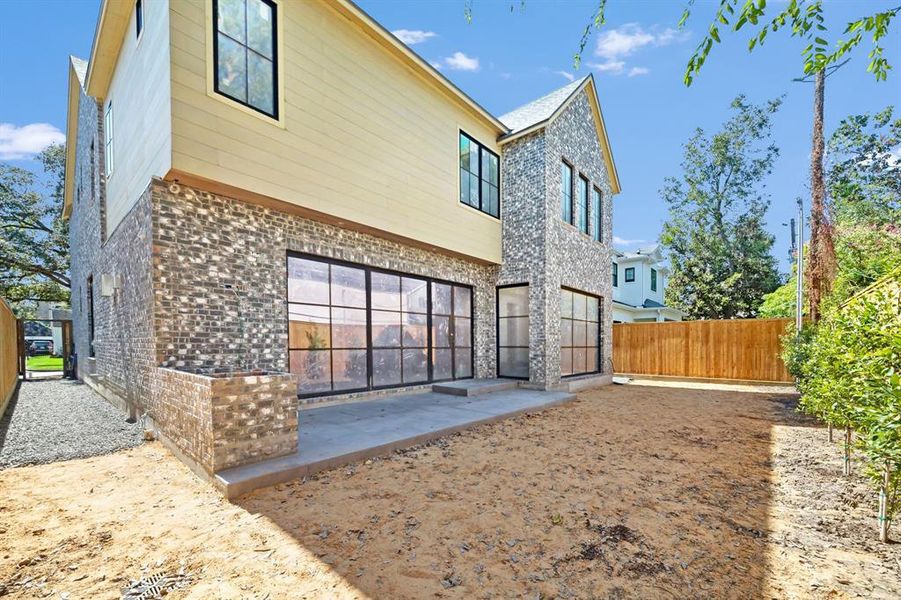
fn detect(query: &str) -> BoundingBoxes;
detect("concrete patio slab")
[214,387,575,498]
[432,378,518,396]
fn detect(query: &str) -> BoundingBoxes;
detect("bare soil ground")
[1,384,899,599]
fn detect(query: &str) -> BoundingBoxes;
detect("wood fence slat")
[0,297,19,417]
[613,318,793,382]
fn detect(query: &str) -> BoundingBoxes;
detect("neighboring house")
[612,245,684,322]
[64,0,620,472]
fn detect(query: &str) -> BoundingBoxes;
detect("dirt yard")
[1,384,899,599]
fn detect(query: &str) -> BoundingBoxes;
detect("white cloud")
[392,29,437,45]
[555,70,575,82]
[596,23,689,60]
[613,236,648,247]
[443,51,480,72]
[430,61,443,70]
[587,60,625,74]
[591,24,690,77]
[0,123,65,160]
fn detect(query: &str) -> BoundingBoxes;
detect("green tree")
[680,0,901,86]
[827,106,901,227]
[660,95,781,319]
[0,144,70,311]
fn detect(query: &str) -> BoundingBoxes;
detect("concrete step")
[432,378,519,397]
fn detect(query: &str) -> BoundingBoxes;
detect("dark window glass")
[86,276,95,358]
[497,285,529,378]
[612,262,618,287]
[459,132,500,218]
[214,0,277,118]
[577,176,589,234]
[560,289,600,377]
[651,268,658,292]
[625,267,635,283]
[561,161,573,224]
[135,0,143,38]
[288,255,473,396]
[591,187,602,241]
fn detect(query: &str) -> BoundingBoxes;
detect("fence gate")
[19,319,75,379]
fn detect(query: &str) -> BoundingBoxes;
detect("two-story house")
[611,245,684,322]
[64,0,620,476]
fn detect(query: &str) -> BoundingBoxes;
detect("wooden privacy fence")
[613,318,794,382]
[0,297,19,416]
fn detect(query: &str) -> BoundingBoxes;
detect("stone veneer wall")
[545,90,615,381]
[152,367,298,473]
[151,180,500,389]
[499,88,614,387]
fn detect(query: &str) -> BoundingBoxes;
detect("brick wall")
[152,367,298,473]
[151,181,501,384]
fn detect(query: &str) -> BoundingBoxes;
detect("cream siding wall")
[168,0,502,263]
[104,0,172,236]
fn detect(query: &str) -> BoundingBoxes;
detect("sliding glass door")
[287,254,473,397]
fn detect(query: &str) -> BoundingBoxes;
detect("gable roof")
[497,74,621,194]
[499,77,586,134]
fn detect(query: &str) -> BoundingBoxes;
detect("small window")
[612,263,618,287]
[577,175,589,234]
[591,186,602,242]
[651,268,657,292]
[87,275,96,358]
[624,267,635,283]
[214,0,278,118]
[103,102,114,176]
[458,132,499,218]
[89,140,95,201]
[561,161,573,224]
[135,0,144,38]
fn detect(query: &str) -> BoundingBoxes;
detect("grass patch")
[26,355,64,371]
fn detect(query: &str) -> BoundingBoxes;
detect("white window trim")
[104,101,114,178]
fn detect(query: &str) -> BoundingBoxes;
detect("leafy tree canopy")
[660,95,782,319]
[0,144,70,313]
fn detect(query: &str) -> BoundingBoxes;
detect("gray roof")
[71,56,88,85]
[498,76,588,134]
[642,299,665,308]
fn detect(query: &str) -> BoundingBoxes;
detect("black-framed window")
[612,263,618,287]
[86,275,95,358]
[214,0,278,118]
[135,0,144,38]
[497,284,529,379]
[651,268,657,292]
[624,267,635,283]
[577,175,589,234]
[561,160,573,224]
[459,132,499,218]
[287,254,473,397]
[591,186,602,242]
[560,288,600,377]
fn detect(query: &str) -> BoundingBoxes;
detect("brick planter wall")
[152,367,298,473]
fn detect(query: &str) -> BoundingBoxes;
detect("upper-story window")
[612,262,618,287]
[577,175,589,234]
[135,0,144,39]
[561,161,573,224]
[591,186,602,242]
[214,0,278,118]
[104,101,114,176]
[651,268,658,292]
[624,267,635,283]
[459,132,499,218]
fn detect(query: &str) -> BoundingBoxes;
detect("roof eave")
[62,60,83,221]
[84,0,131,98]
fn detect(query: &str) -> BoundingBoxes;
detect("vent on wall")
[100,273,121,297]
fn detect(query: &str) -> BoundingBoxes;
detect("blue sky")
[1,0,899,272]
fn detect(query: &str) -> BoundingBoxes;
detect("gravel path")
[0,379,143,469]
